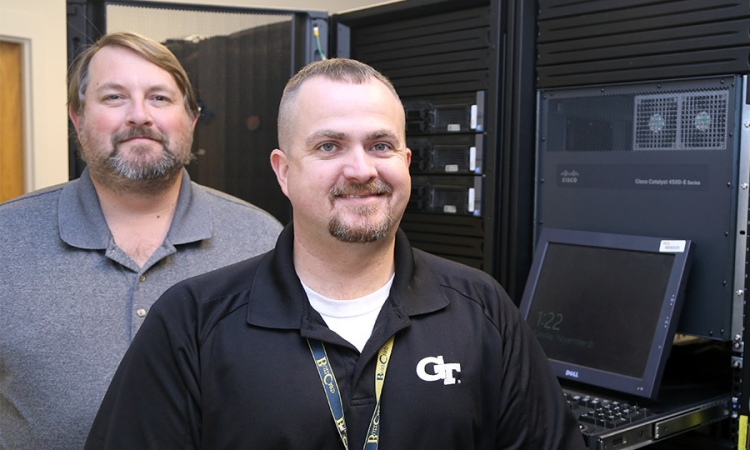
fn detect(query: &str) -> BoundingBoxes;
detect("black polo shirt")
[85,225,585,450]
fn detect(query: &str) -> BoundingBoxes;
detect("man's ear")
[270,149,290,198]
[69,107,82,136]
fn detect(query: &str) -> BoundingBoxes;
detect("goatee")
[328,180,394,243]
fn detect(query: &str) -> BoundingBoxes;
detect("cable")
[314,26,327,61]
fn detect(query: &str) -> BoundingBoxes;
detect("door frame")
[0,35,33,196]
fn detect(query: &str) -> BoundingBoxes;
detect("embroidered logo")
[416,355,461,385]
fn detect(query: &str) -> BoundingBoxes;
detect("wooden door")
[0,40,24,203]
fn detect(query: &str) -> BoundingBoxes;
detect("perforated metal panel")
[633,94,679,150]
[634,91,729,151]
[542,84,731,155]
[536,75,742,340]
[681,91,729,150]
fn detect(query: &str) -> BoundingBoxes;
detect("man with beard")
[85,58,585,450]
[0,32,282,450]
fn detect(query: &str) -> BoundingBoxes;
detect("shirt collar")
[58,167,212,250]
[246,224,450,331]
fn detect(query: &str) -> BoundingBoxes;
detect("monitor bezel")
[519,227,694,400]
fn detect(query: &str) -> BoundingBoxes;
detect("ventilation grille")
[435,107,469,128]
[633,90,728,151]
[431,146,469,168]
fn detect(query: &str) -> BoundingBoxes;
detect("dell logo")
[416,356,461,385]
[565,370,579,378]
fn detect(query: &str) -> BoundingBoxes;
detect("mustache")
[330,180,393,198]
[112,126,166,146]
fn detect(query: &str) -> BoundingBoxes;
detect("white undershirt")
[303,274,394,352]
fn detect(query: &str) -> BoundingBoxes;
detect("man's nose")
[342,147,378,181]
[125,99,154,127]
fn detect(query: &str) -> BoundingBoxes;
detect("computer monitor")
[519,228,694,399]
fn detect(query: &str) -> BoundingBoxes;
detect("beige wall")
[0,0,397,191]
[1,0,67,191]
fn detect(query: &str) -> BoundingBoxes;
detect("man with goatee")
[85,58,585,450]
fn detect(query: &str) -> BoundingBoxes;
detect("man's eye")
[319,143,338,152]
[372,143,392,152]
[153,95,169,102]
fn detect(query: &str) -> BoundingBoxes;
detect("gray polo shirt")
[0,168,283,450]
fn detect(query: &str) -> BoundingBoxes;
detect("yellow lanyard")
[308,336,395,450]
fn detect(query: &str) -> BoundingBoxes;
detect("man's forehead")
[295,77,402,115]
[87,46,179,91]
[89,46,165,78]
[90,45,136,66]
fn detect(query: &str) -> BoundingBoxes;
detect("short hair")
[277,58,400,150]
[68,31,199,119]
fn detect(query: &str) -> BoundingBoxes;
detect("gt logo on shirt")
[416,356,461,385]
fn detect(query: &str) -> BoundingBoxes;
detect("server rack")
[534,0,750,447]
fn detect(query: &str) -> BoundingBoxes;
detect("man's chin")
[113,164,182,181]
[107,149,186,180]
[330,230,387,244]
[328,217,394,243]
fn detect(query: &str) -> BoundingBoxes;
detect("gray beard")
[107,144,182,180]
[104,124,191,180]
[78,122,194,195]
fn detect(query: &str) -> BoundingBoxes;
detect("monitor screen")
[519,228,694,399]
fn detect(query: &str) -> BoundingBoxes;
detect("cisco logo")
[565,370,579,378]
[560,169,579,184]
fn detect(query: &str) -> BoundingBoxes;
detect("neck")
[293,226,397,300]
[92,171,183,267]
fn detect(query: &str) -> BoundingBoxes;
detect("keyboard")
[561,387,729,450]
[564,389,654,434]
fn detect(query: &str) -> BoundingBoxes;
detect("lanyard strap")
[308,336,395,450]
